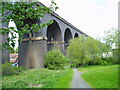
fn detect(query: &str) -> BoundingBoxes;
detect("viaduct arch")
[47,20,62,51]
[64,28,73,50]
[74,33,79,38]
[2,2,87,68]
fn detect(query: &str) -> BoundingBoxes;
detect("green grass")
[2,68,73,88]
[78,65,119,88]
[54,69,73,88]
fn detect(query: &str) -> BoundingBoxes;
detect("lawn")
[2,68,73,88]
[78,65,119,88]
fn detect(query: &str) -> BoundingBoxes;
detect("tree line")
[66,28,119,67]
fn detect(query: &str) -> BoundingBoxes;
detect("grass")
[54,69,73,88]
[2,68,73,88]
[78,64,119,88]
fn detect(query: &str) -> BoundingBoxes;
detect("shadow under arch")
[47,20,62,51]
[74,33,79,38]
[64,28,73,50]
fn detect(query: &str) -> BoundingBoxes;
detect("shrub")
[2,62,27,76]
[70,59,80,68]
[99,57,115,65]
[107,62,114,65]
[2,62,13,76]
[99,60,108,65]
[101,57,112,63]
[45,48,69,70]
[70,63,76,68]
[67,35,99,67]
[88,59,101,65]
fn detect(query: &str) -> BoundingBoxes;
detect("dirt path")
[71,68,92,88]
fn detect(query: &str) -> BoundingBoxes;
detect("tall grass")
[2,68,73,88]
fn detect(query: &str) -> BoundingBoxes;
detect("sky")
[9,0,119,48]
[39,0,119,39]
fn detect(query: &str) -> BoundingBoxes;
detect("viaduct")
[1,2,87,68]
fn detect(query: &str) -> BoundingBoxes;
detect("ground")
[2,64,119,88]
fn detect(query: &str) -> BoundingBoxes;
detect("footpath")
[71,68,93,89]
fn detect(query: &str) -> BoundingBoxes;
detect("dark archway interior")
[47,20,62,51]
[74,33,79,38]
[64,28,72,50]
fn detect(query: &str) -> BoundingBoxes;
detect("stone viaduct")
[1,2,87,68]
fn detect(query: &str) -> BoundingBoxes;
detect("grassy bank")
[54,69,73,88]
[78,65,119,88]
[2,68,73,88]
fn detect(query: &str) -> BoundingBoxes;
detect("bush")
[101,57,112,63]
[107,62,114,65]
[88,60,99,65]
[67,35,99,67]
[45,48,69,70]
[2,62,27,76]
[99,60,109,65]
[98,57,115,65]
[70,62,78,68]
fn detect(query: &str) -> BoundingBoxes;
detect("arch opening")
[64,28,72,50]
[74,33,79,38]
[47,20,62,51]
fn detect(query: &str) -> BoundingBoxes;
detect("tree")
[101,28,119,64]
[96,38,111,58]
[67,35,99,67]
[1,0,58,51]
[103,28,118,47]
[10,47,18,53]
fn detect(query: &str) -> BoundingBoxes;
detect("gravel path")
[71,68,92,88]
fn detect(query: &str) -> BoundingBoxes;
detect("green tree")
[96,39,110,58]
[103,28,118,47]
[95,28,119,64]
[1,0,58,50]
[101,28,119,64]
[67,35,99,67]
[10,47,18,53]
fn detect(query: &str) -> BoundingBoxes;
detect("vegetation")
[45,48,69,70]
[2,62,27,76]
[54,69,73,88]
[67,28,119,67]
[78,65,119,88]
[2,68,73,88]
[1,1,119,88]
[67,35,101,67]
[1,0,58,51]
[102,28,118,48]
[100,28,119,64]
[10,47,18,53]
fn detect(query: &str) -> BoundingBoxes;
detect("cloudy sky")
[40,0,119,39]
